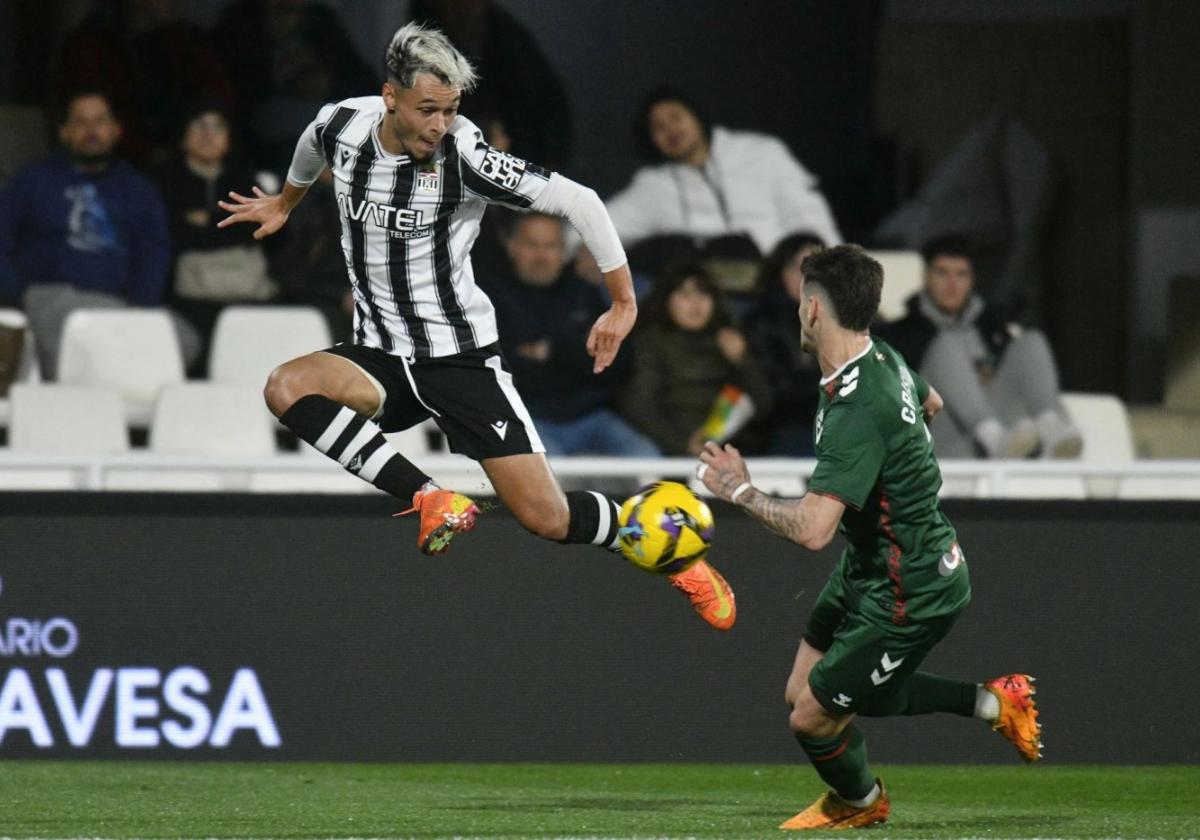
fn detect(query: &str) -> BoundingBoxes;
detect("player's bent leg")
[267,353,437,529]
[785,639,826,711]
[782,688,888,831]
[480,453,571,541]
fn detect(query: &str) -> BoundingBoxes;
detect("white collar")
[819,338,874,386]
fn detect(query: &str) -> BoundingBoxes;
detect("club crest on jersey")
[479,147,527,190]
[416,167,440,192]
[336,193,431,239]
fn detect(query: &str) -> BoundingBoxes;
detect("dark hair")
[755,230,827,304]
[799,245,882,331]
[502,210,563,241]
[920,233,974,267]
[55,89,113,125]
[633,88,712,163]
[643,263,731,332]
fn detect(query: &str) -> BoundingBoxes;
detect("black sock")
[561,490,621,549]
[279,394,430,500]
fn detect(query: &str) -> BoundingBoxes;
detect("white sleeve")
[603,168,668,249]
[286,103,338,188]
[531,173,628,273]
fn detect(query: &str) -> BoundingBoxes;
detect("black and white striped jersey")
[286,96,555,360]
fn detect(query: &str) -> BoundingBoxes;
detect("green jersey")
[807,337,969,625]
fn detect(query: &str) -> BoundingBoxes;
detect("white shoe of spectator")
[976,417,1040,459]
[1037,409,1084,459]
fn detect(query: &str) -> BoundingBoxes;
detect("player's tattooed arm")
[697,441,845,550]
[738,488,809,543]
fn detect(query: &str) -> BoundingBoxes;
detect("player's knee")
[513,503,569,541]
[789,694,841,739]
[264,362,315,417]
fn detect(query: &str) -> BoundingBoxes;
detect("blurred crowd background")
[1,0,1197,462]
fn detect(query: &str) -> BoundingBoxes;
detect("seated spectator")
[271,168,353,343]
[745,232,827,456]
[489,212,660,457]
[605,89,841,273]
[152,103,278,371]
[0,91,199,377]
[878,235,1082,459]
[619,264,772,456]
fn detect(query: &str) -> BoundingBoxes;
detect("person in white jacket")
[606,89,842,257]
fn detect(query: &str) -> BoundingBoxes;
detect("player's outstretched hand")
[696,441,753,502]
[586,300,636,374]
[216,186,290,240]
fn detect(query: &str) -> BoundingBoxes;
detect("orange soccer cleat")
[667,558,736,631]
[984,673,1043,762]
[779,779,890,831]
[398,486,480,555]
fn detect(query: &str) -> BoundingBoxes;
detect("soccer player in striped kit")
[697,246,1041,827]
[217,22,735,630]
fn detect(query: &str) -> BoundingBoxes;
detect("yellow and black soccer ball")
[617,481,714,574]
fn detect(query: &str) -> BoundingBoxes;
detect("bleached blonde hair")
[385,22,478,93]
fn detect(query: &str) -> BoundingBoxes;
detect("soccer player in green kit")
[696,245,1042,831]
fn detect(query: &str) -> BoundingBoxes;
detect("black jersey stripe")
[434,140,476,352]
[319,106,355,167]
[387,162,431,357]
[460,163,534,208]
[346,132,393,351]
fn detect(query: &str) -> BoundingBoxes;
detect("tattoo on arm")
[739,487,810,544]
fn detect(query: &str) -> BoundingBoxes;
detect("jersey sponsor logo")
[336,193,431,239]
[491,420,509,440]
[898,366,919,425]
[870,652,904,686]
[838,366,860,397]
[416,168,440,192]
[478,147,527,190]
[939,543,964,576]
[832,692,853,708]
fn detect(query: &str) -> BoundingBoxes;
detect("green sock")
[857,671,976,717]
[796,724,875,801]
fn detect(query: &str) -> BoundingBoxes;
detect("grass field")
[1,762,1196,839]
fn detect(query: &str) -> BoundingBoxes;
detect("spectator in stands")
[878,234,1082,459]
[605,89,841,277]
[152,102,278,372]
[619,264,772,456]
[746,231,827,456]
[489,212,659,457]
[0,91,199,377]
[270,168,353,343]
[55,0,236,169]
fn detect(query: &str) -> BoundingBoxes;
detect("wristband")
[730,482,752,503]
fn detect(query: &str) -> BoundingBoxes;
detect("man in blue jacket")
[0,91,195,376]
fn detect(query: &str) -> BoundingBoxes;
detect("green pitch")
[1,762,1196,839]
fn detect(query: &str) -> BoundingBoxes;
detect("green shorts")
[803,572,964,715]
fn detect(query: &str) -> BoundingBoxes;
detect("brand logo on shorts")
[833,693,853,708]
[491,420,509,440]
[870,652,904,686]
[346,453,364,471]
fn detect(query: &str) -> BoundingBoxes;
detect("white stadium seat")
[150,384,276,457]
[867,250,924,321]
[209,305,332,387]
[9,384,127,454]
[57,309,185,424]
[1060,392,1135,461]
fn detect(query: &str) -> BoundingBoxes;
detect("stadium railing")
[2,452,1200,498]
